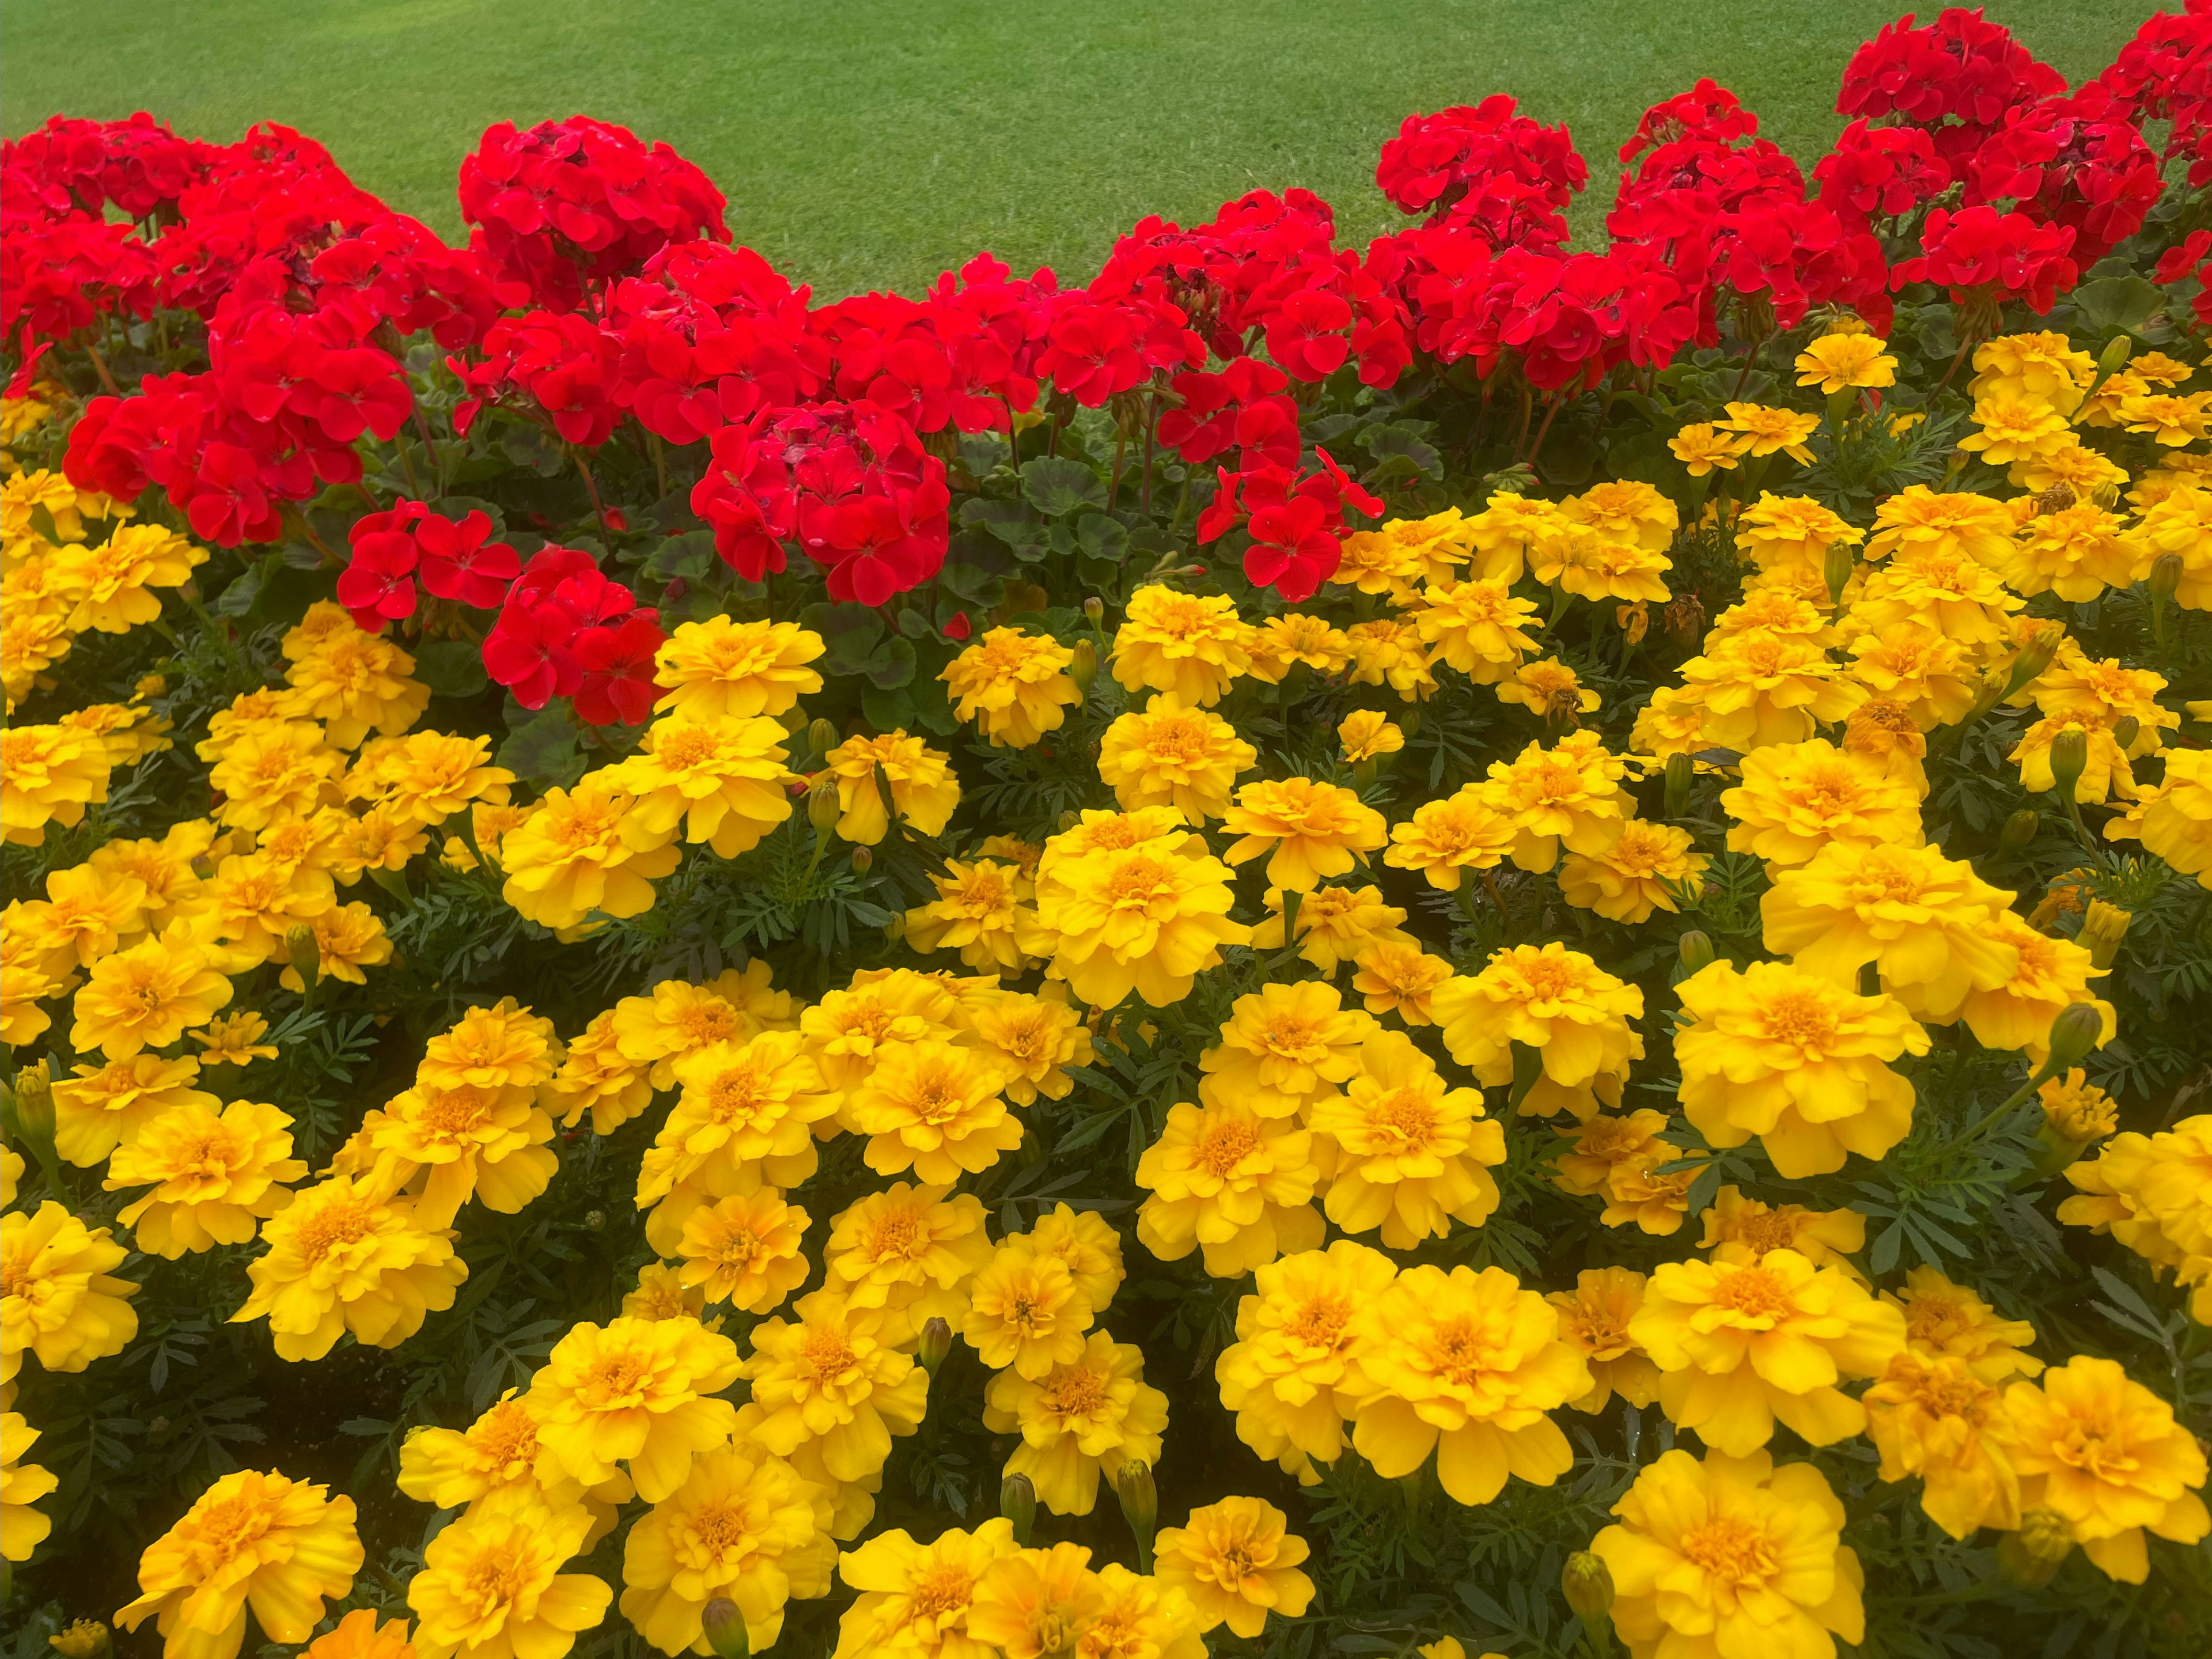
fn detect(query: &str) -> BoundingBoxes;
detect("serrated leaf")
[415,639,488,698]
[1020,456,1107,517]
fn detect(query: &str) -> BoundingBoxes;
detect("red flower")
[419,510,521,608]
[571,612,666,727]
[1893,204,2080,315]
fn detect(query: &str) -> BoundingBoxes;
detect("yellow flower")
[1717,402,1820,464]
[1885,1266,2043,1385]
[1548,1268,1661,1413]
[1721,739,1924,868]
[280,901,391,992]
[1957,392,2073,467]
[1249,882,1411,975]
[1221,776,1387,893]
[2010,711,2141,806]
[397,1389,601,1514]
[823,729,961,844]
[1307,1028,1504,1247]
[2119,389,2212,446]
[1677,630,1866,750]
[1632,1244,1906,1455]
[903,859,1039,972]
[1558,819,1707,924]
[20,861,147,971]
[279,626,431,748]
[1564,480,1676,550]
[407,1490,609,1659]
[230,1176,465,1362]
[499,775,681,930]
[329,804,430,885]
[1085,1562,1207,1659]
[1096,694,1255,823]
[963,987,1093,1107]
[1350,938,1455,1025]
[1153,1497,1314,1640]
[619,1444,835,1656]
[351,729,512,827]
[546,1010,653,1135]
[623,1263,708,1324]
[207,720,347,832]
[192,1010,278,1068]
[302,1611,413,1659]
[1135,1088,1323,1277]
[831,1518,1020,1659]
[51,1052,217,1166]
[1971,331,2094,413]
[968,1541,1108,1659]
[1496,656,1600,721]
[1433,943,1645,1116]
[1415,578,1543,682]
[1200,979,1374,1118]
[1734,493,1864,575]
[369,1079,558,1229]
[1865,1351,2021,1540]
[741,1289,930,1482]
[2002,1354,2211,1583]
[104,1099,305,1257]
[1957,912,2114,1059]
[1110,586,1252,706]
[1592,1448,1863,1659]
[1698,1186,1866,1277]
[1337,709,1403,764]
[1865,484,2015,567]
[984,1332,1168,1516]
[1843,624,1979,729]
[2,1201,138,1384]
[1248,611,1354,680]
[2012,432,2130,497]
[1345,1263,1588,1505]
[653,615,824,719]
[2039,1067,2118,1147]
[1669,422,1743,476]
[1,1411,57,1563]
[53,523,207,634]
[1345,616,1438,700]
[674,1188,810,1313]
[847,1039,1020,1184]
[2133,486,2212,610]
[118,1469,362,1659]
[1541,529,1674,605]
[1990,502,2150,603]
[1385,786,1516,891]
[615,962,791,1089]
[963,1238,1096,1378]
[1035,831,1249,1008]
[639,1029,835,1206]
[941,627,1080,747]
[827,1183,993,1327]
[1478,733,1630,873]
[1215,1240,1397,1478]
[2,722,111,846]
[527,1314,743,1501]
[602,714,794,857]
[1465,493,1570,582]
[1795,332,1896,392]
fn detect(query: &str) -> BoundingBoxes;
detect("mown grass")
[5,0,2152,298]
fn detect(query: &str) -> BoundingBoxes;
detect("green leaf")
[415,639,489,698]
[865,636,918,690]
[798,601,888,675]
[1358,423,1443,482]
[942,531,1013,605]
[1075,513,1128,563]
[1020,456,1107,518]
[643,529,718,583]
[497,706,583,790]
[2072,275,2162,335]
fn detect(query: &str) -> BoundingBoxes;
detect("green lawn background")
[3,1,2155,299]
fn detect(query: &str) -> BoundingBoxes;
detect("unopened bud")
[2079,900,2132,970]
[2097,336,2134,378]
[48,1623,111,1659]
[1001,1472,1036,1546]
[1400,707,1423,738]
[1999,808,2040,853]
[2149,552,2183,601]
[7,1061,54,1149]
[918,1315,952,1377]
[1823,541,1855,608]
[851,844,873,874]
[1083,595,1105,626]
[1678,931,1715,974]
[807,777,842,832]
[700,1597,750,1659]
[1114,1460,1157,1559]
[583,1209,607,1232]
[1997,1509,2074,1589]
[2048,726,2088,804]
[1070,637,1098,695]
[2046,1002,2106,1071]
[808,718,839,759]
[2002,628,2062,698]
[1664,751,1695,817]
[1562,1551,1616,1624]
[285,925,321,992]
[2112,715,2141,752]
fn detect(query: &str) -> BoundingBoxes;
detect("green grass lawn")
[5,1,2153,299]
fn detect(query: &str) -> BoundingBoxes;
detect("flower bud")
[808,718,839,760]
[2097,336,2134,379]
[1997,1509,2074,1589]
[851,845,873,874]
[1562,1551,1616,1624]
[48,1623,111,1659]
[807,775,842,832]
[1823,541,1855,608]
[2001,626,2062,698]
[285,925,320,993]
[2046,1002,2106,1071]
[1678,931,1715,974]
[2149,551,2184,601]
[1001,1472,1036,1546]
[1070,637,1098,695]
[918,1316,953,1377]
[584,1210,607,1232]
[1998,808,2039,853]
[2079,900,2132,970]
[700,1597,749,1659]
[6,1060,55,1152]
[1400,708,1423,738]
[2113,715,2141,753]
[1664,751,1695,817]
[1083,595,1105,627]
[1115,1460,1157,1559]
[2047,726,2088,804]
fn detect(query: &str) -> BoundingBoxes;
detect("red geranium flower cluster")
[338,502,523,630]
[1377,97,1587,237]
[2096,0,2212,185]
[482,545,664,725]
[459,116,730,315]
[1619,79,1759,162]
[2,111,214,222]
[1199,448,1382,603]
[0,214,158,344]
[812,252,1056,434]
[690,402,950,606]
[1964,90,2161,266]
[1157,357,1299,468]
[1813,120,1951,229]
[1837,6,2067,164]
[452,309,624,446]
[1892,203,2080,316]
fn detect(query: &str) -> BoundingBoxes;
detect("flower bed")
[6,5,2212,1657]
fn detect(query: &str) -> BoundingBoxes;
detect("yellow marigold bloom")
[1215,1240,1395,1478]
[1152,1497,1313,1641]
[639,1030,835,1206]
[653,615,824,719]
[0,925,64,1047]
[89,819,215,930]
[370,1079,558,1228]
[623,1263,707,1324]
[1,1201,138,1383]
[1796,332,1896,392]
[1562,479,1677,552]
[1135,1089,1323,1277]
[1760,840,2018,1021]
[826,1183,992,1327]
[1543,529,1675,605]
[1248,881,1408,974]
[1307,1029,1503,1247]
[742,1288,930,1481]
[2,607,72,709]
[984,1331,1167,1516]
[52,522,207,634]
[104,1098,306,1258]
[1958,392,2073,467]
[1350,937,1453,1025]
[231,1175,464,1362]
[823,729,960,844]
[1717,402,1819,463]
[2010,710,2142,805]
[1844,624,1979,729]
[1110,586,1252,707]
[528,1313,742,1500]
[280,626,430,748]
[329,802,430,885]
[1339,616,1433,702]
[2119,389,2212,446]
[1479,733,1630,873]
[1334,525,1427,601]
[616,963,789,1089]
[1,1410,57,1563]
[471,800,531,861]
[619,1443,835,1656]
[1406,579,1537,685]
[1200,979,1374,1118]
[1634,1244,1907,1455]
[397,1389,604,1514]
[1036,835,1248,1008]
[1351,509,1478,589]
[51,1052,216,1166]
[2012,431,2131,497]
[1434,942,1645,1113]
[1971,330,2093,413]
[1669,421,1743,476]
[964,987,1093,1107]
[904,858,1040,972]
[1991,501,2150,603]
[118,1468,362,1659]
[1722,739,1924,868]
[1384,786,1514,892]
[1593,1447,1863,1659]
[1865,484,2014,567]
[1462,493,1569,582]
[207,720,345,832]
[847,1039,1020,1183]
[800,967,962,1093]
[1497,657,1600,724]
[1863,1349,2022,1539]
[2134,485,2212,610]
[1699,1186,1866,1276]
[281,901,391,993]
[1547,1267,1661,1414]
[941,627,1080,747]
[2034,645,2178,743]
[603,714,794,857]
[1096,694,1254,823]
[1684,628,1868,751]
[199,851,333,969]
[303,1610,412,1659]
[1336,709,1402,764]
[831,1518,1020,1659]
[2109,748,2212,882]
[407,1490,609,1659]
[2,722,111,845]
[1884,1266,2043,1385]
[499,774,681,929]
[964,1239,1096,1378]
[2039,1066,2118,1147]
[2002,1354,2211,1583]
[1248,611,1355,681]
[1711,590,1838,644]
[69,925,234,1062]
[21,862,146,971]
[1220,776,1387,893]
[1957,911,2115,1059]
[1345,1263,1588,1505]
[546,1010,652,1135]
[1558,818,1707,925]
[1733,493,1863,575]
[673,1187,810,1313]
[1675,959,1929,1176]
